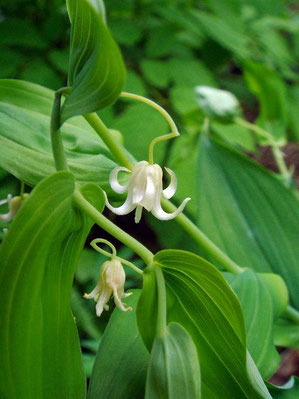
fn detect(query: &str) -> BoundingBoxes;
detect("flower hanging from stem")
[105,92,191,223]
[105,161,190,223]
[84,239,142,317]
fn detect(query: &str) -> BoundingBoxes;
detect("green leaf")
[145,322,201,399]
[167,57,216,88]
[225,269,288,378]
[244,61,288,141]
[140,59,170,89]
[0,172,105,398]
[270,377,299,399]
[0,79,121,196]
[61,0,126,123]
[273,318,299,350]
[110,19,143,46]
[139,250,271,398]
[195,86,241,123]
[0,18,48,49]
[20,59,63,90]
[197,136,299,308]
[88,290,149,399]
[191,10,249,58]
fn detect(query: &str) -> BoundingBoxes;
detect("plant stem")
[161,198,244,274]
[73,188,153,266]
[154,265,167,337]
[120,92,179,164]
[284,305,299,325]
[235,117,290,181]
[84,113,133,170]
[50,91,69,171]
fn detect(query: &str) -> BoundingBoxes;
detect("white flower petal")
[104,191,136,216]
[0,212,13,222]
[113,286,132,312]
[109,166,131,194]
[152,197,191,221]
[0,194,12,206]
[163,167,177,199]
[95,287,112,317]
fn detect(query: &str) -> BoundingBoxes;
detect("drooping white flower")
[0,194,29,222]
[84,258,132,317]
[105,161,191,223]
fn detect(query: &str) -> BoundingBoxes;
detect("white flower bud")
[84,258,132,317]
[0,193,29,222]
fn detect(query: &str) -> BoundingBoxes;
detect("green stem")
[50,89,69,171]
[154,265,167,337]
[73,188,153,266]
[284,305,299,325]
[161,198,244,274]
[20,181,25,200]
[84,113,133,170]
[235,117,290,181]
[272,145,290,181]
[120,92,179,164]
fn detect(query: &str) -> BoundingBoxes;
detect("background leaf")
[0,172,104,398]
[88,290,149,399]
[61,0,126,123]
[0,79,124,196]
[197,136,299,308]
[225,269,288,378]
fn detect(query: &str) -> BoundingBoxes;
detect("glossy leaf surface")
[88,290,149,399]
[61,0,126,123]
[0,172,104,398]
[197,136,299,308]
[145,322,201,399]
[225,269,288,378]
[0,79,121,196]
[139,250,271,398]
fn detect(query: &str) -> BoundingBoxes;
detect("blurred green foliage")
[0,0,298,376]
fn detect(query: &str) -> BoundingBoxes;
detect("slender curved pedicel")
[105,161,191,223]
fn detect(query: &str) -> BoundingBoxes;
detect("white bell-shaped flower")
[84,258,132,317]
[0,193,29,222]
[105,161,191,223]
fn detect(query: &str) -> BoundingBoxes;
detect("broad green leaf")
[88,290,149,399]
[61,0,126,123]
[110,19,143,46]
[145,322,201,399]
[225,269,288,378]
[139,250,271,398]
[0,172,105,398]
[195,86,241,123]
[197,136,299,309]
[244,61,288,141]
[0,79,123,196]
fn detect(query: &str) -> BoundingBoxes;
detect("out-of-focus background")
[0,0,298,384]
